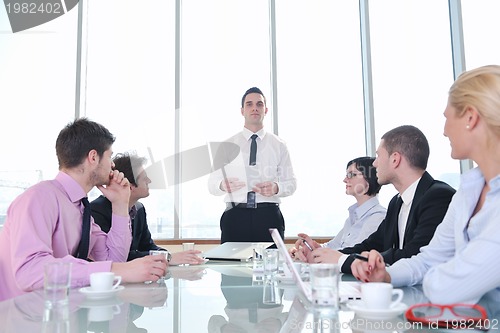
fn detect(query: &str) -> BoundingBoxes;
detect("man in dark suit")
[91,152,205,265]
[295,125,456,274]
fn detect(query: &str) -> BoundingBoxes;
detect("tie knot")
[251,134,258,141]
[129,205,138,219]
[81,197,90,207]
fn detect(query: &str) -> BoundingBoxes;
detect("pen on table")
[353,254,390,267]
[301,238,313,251]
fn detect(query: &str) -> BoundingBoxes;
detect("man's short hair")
[55,117,115,169]
[381,125,429,170]
[112,152,147,187]
[241,87,266,107]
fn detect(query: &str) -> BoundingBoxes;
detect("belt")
[226,202,279,209]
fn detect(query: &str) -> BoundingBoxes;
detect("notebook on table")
[269,228,361,303]
[202,242,273,261]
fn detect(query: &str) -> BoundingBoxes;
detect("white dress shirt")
[208,127,297,204]
[388,167,500,304]
[398,178,419,249]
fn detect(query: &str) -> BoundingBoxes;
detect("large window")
[369,0,460,206]
[2,0,499,238]
[275,1,365,237]
[83,0,177,237]
[0,6,78,227]
[461,0,500,69]
[179,0,272,238]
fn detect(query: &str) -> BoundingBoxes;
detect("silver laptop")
[202,242,273,261]
[269,228,361,303]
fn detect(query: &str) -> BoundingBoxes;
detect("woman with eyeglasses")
[352,65,500,304]
[289,157,386,257]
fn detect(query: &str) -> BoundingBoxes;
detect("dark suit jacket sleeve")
[340,175,456,274]
[90,196,113,233]
[381,182,455,265]
[127,204,166,261]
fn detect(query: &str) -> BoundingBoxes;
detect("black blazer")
[90,195,165,261]
[340,171,456,273]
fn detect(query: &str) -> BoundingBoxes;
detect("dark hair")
[241,87,266,107]
[112,152,147,187]
[55,118,115,169]
[346,156,381,196]
[381,125,429,170]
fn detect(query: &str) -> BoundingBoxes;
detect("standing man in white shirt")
[208,87,297,243]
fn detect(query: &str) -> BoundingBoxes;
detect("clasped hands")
[350,250,391,283]
[220,177,278,197]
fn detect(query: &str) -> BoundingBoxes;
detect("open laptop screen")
[269,228,361,303]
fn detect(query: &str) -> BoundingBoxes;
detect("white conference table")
[0,261,499,333]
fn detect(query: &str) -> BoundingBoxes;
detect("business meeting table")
[0,261,499,333]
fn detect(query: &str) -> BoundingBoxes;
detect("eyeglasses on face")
[406,303,488,330]
[345,171,362,179]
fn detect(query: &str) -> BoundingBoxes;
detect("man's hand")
[253,181,278,197]
[170,250,205,266]
[111,254,167,283]
[220,177,246,193]
[98,170,131,216]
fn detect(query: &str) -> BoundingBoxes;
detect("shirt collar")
[460,166,500,193]
[55,171,87,203]
[349,196,381,219]
[400,177,421,205]
[242,127,266,141]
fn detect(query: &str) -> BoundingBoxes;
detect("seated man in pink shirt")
[0,118,167,302]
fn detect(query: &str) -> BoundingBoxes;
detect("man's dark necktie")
[249,134,258,166]
[247,134,258,208]
[76,197,91,259]
[392,196,404,249]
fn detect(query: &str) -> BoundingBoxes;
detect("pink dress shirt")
[0,172,131,301]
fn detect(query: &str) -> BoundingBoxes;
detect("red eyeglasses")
[406,303,489,330]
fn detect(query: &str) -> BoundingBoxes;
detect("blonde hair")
[448,65,500,135]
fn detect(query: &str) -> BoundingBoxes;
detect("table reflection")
[1,263,499,333]
[208,273,288,333]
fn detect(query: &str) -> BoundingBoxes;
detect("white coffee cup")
[182,242,195,251]
[361,282,404,309]
[90,272,122,292]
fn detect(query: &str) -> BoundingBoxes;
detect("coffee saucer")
[346,300,408,320]
[79,286,124,299]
